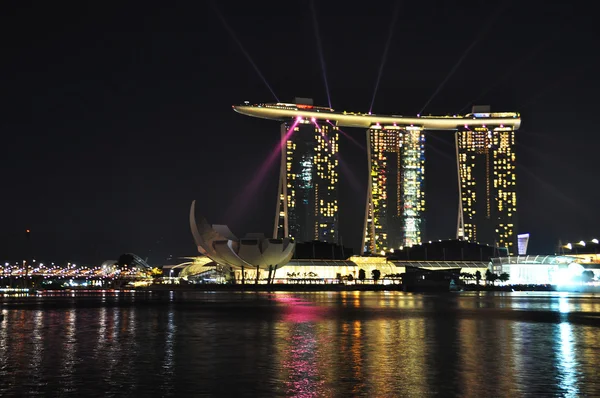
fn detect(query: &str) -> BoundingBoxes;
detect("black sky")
[1,0,598,265]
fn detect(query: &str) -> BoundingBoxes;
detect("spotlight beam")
[310,0,332,109]
[419,39,479,115]
[225,121,299,220]
[427,139,456,163]
[338,156,362,193]
[419,1,508,115]
[326,121,366,151]
[517,161,588,212]
[369,0,401,114]
[459,38,554,113]
[211,2,280,102]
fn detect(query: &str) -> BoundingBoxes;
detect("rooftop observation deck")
[233,103,521,130]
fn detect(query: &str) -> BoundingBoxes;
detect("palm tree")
[475,270,482,285]
[499,272,510,283]
[485,270,499,285]
[372,269,381,284]
[358,269,366,284]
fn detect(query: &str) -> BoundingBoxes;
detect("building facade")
[456,110,518,254]
[363,125,425,254]
[275,118,339,243]
[233,101,521,255]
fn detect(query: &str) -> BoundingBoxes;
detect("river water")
[1,291,600,397]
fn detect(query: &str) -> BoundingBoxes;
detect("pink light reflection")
[274,295,328,323]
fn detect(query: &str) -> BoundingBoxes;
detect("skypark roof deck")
[233,103,521,130]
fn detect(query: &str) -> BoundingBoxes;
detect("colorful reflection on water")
[1,291,600,396]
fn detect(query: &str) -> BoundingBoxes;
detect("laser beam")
[326,121,366,151]
[369,0,401,114]
[211,2,280,102]
[338,156,362,193]
[459,38,554,113]
[226,121,299,220]
[310,0,332,109]
[419,1,508,114]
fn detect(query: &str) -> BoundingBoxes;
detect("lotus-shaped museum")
[189,200,295,283]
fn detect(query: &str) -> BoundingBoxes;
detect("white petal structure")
[190,201,295,270]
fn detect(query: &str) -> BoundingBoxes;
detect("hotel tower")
[362,124,425,254]
[456,106,518,254]
[274,99,339,243]
[233,101,520,254]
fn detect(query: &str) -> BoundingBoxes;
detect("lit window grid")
[364,128,400,252]
[277,121,339,243]
[400,129,425,247]
[457,128,517,253]
[364,127,424,252]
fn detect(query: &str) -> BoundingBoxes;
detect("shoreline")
[131,284,561,293]
[3,284,600,295]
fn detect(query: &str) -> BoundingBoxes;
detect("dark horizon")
[1,0,598,265]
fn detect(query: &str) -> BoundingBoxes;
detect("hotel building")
[362,125,425,254]
[456,107,518,254]
[274,116,339,243]
[233,101,520,253]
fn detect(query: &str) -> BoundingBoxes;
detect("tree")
[475,270,482,285]
[485,270,499,285]
[372,269,381,284]
[358,269,366,284]
[499,272,510,283]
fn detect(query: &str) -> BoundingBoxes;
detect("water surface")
[1,291,600,397]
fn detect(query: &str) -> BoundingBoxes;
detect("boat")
[402,266,463,292]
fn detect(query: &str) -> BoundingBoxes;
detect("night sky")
[1,0,598,265]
